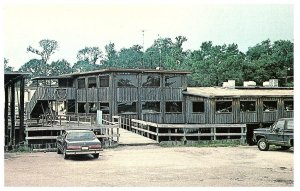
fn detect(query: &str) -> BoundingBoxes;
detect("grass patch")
[6,145,32,153]
[159,139,245,148]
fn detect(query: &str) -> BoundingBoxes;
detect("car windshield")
[66,131,95,141]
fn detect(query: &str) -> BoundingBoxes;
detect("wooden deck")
[118,128,158,146]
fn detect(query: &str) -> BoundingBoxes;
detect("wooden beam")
[19,77,25,142]
[130,126,157,135]
[157,123,247,128]
[10,83,15,146]
[5,85,9,146]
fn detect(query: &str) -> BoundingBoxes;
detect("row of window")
[77,75,181,89]
[72,100,294,114]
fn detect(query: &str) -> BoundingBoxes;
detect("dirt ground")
[4,145,293,187]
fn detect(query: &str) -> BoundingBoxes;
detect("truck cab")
[253,118,293,151]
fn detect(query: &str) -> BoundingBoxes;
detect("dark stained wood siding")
[165,113,184,123]
[165,88,183,101]
[98,87,109,102]
[141,88,161,100]
[77,89,86,102]
[240,112,258,123]
[142,113,162,123]
[87,88,98,102]
[117,88,138,102]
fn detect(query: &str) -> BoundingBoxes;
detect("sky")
[3,1,294,70]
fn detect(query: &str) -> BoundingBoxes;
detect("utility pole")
[142,30,145,68]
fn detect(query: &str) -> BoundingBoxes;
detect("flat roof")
[184,87,294,98]
[60,68,191,77]
[32,76,73,80]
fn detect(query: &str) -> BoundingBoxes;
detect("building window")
[78,103,86,113]
[100,103,109,114]
[117,75,138,87]
[284,101,293,111]
[67,100,75,113]
[88,103,97,113]
[88,77,97,88]
[263,101,277,111]
[192,102,204,113]
[142,75,160,87]
[165,75,181,87]
[166,102,182,113]
[142,102,160,113]
[216,101,232,113]
[77,78,85,89]
[118,102,137,114]
[240,101,256,112]
[99,75,109,87]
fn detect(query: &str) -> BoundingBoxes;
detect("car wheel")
[279,146,290,150]
[258,138,269,151]
[63,149,69,159]
[93,153,99,159]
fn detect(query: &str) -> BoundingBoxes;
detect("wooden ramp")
[118,128,158,146]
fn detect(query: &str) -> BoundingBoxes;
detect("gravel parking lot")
[4,145,293,187]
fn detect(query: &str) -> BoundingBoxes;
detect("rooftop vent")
[243,81,256,87]
[223,80,235,89]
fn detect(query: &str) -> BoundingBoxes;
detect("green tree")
[27,39,58,65]
[72,60,100,73]
[4,58,14,72]
[77,47,103,65]
[117,45,143,68]
[18,59,48,86]
[49,59,72,76]
[103,42,118,68]
[187,42,245,86]
[245,39,293,86]
[27,39,58,76]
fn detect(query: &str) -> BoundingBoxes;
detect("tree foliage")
[4,58,14,72]
[72,60,100,73]
[17,38,293,87]
[77,47,103,65]
[27,39,58,65]
[18,59,47,77]
[49,59,72,76]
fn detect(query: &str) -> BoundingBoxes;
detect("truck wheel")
[258,138,269,151]
[280,146,290,150]
[63,149,69,159]
[93,153,99,159]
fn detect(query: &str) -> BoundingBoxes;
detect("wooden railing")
[130,119,247,144]
[25,115,121,148]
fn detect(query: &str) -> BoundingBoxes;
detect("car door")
[268,119,285,144]
[283,119,293,145]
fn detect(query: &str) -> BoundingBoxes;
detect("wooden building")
[28,69,190,124]
[26,69,293,144]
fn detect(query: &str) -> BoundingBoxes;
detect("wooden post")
[227,128,230,139]
[10,83,16,146]
[117,116,120,143]
[156,126,159,143]
[19,77,25,142]
[147,125,150,138]
[213,127,216,141]
[42,115,45,127]
[59,115,62,126]
[5,85,9,146]
[77,115,80,126]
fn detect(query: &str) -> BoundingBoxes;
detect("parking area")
[4,145,293,187]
